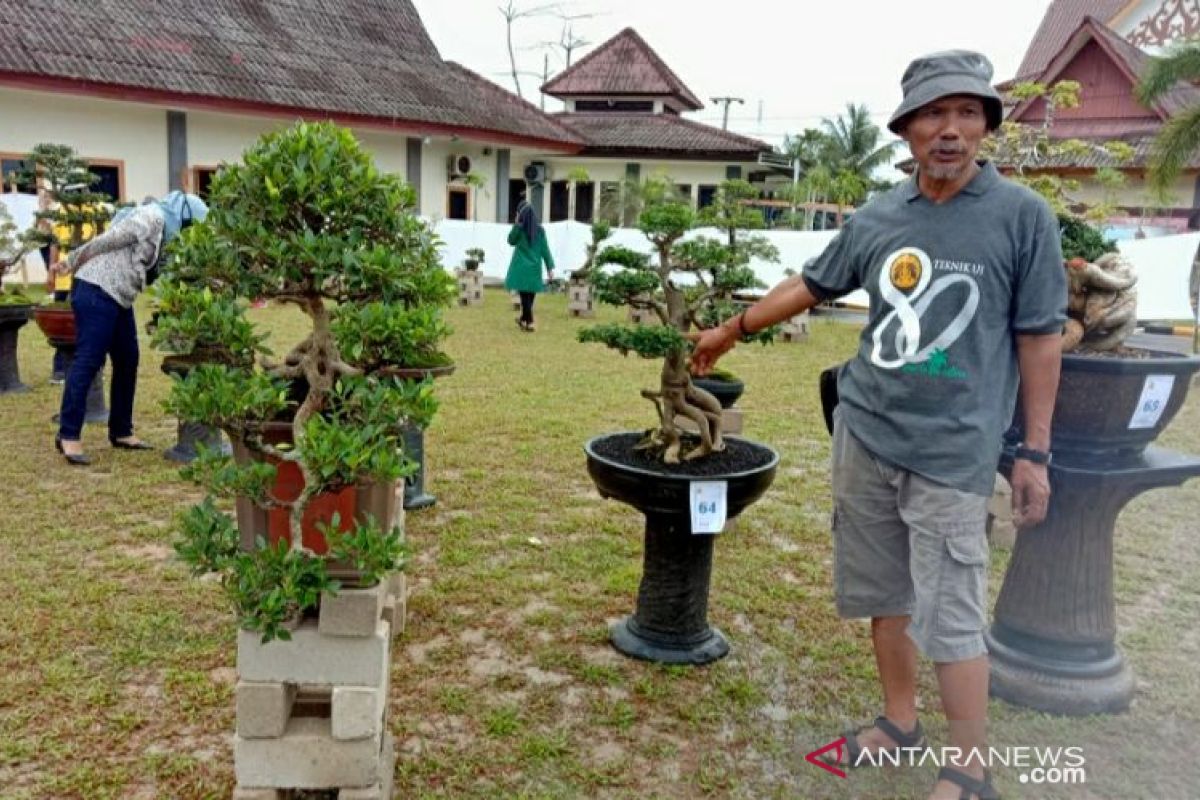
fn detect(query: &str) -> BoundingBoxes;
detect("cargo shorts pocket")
[936,529,988,635]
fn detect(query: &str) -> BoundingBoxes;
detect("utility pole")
[710,96,744,130]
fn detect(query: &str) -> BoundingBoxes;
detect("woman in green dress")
[505,201,555,331]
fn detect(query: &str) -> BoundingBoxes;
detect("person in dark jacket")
[54,191,207,465]
[504,201,555,331]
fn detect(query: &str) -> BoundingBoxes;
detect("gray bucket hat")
[887,50,1003,134]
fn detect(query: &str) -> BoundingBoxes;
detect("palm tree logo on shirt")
[871,246,979,376]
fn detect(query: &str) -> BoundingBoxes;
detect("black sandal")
[823,715,926,769]
[109,437,154,450]
[937,766,1000,800]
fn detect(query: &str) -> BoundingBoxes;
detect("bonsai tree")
[464,247,485,270]
[1059,216,1136,352]
[983,81,1141,353]
[160,121,455,641]
[0,204,38,304]
[13,143,114,259]
[571,221,612,280]
[694,179,780,337]
[578,179,770,464]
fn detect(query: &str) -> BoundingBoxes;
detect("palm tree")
[820,103,900,203]
[1137,42,1200,192]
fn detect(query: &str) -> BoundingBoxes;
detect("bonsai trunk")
[642,269,722,463]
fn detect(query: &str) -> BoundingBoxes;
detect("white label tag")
[1128,374,1175,430]
[690,481,728,534]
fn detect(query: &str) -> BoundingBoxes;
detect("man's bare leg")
[929,655,989,799]
[837,616,920,763]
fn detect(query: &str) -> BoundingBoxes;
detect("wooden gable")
[1013,39,1162,138]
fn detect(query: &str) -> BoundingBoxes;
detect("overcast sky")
[412,0,1053,150]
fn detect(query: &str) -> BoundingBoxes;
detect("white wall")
[0,87,168,201]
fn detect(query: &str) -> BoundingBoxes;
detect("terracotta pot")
[33,305,76,348]
[232,422,399,565]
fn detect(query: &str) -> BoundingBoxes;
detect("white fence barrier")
[4,190,1195,322]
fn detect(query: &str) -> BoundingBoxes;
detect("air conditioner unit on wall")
[448,154,472,178]
[523,161,547,185]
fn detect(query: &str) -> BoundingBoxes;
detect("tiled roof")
[0,0,581,150]
[1013,0,1132,81]
[1009,17,1200,125]
[542,28,703,111]
[555,112,767,159]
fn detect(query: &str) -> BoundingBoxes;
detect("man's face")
[901,95,989,181]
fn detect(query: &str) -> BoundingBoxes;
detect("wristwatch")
[1014,444,1052,465]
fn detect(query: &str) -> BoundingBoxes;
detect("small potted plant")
[463,247,485,271]
[578,179,779,665]
[0,204,39,394]
[568,222,611,318]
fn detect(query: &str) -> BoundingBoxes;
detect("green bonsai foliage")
[0,204,38,305]
[161,121,452,640]
[571,221,613,280]
[151,283,269,367]
[578,178,775,464]
[12,143,114,252]
[1058,214,1117,264]
[694,180,780,343]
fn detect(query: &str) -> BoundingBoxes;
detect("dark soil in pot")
[592,432,773,477]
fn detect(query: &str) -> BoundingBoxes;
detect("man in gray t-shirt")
[692,51,1065,800]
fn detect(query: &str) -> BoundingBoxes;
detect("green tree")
[819,103,900,200]
[1136,42,1200,193]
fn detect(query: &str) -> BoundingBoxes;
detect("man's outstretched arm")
[689,275,822,374]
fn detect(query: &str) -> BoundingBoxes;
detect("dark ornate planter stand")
[993,351,1200,715]
[160,361,229,463]
[585,433,778,665]
[609,511,732,664]
[53,347,108,425]
[0,305,33,394]
[988,448,1200,715]
[381,364,455,512]
[165,420,230,463]
[401,422,436,510]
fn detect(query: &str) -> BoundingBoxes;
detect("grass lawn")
[1,288,1198,799]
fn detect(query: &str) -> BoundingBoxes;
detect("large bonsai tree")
[160,121,455,641]
[12,143,114,255]
[578,180,775,464]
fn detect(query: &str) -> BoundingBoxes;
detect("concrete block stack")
[567,278,594,318]
[778,311,810,342]
[455,268,484,306]
[232,573,407,799]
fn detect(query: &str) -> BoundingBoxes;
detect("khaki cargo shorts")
[830,410,990,663]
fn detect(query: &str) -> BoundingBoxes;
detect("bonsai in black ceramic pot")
[578,178,779,665]
[993,213,1200,715]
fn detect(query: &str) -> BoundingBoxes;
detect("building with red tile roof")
[0,3,767,231]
